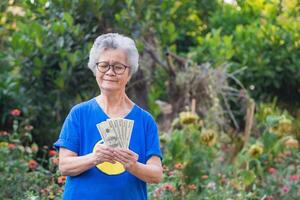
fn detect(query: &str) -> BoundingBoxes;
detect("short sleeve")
[53,107,80,154]
[145,115,163,162]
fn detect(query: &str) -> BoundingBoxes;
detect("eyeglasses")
[96,61,130,75]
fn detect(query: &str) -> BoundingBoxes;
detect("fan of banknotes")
[96,119,134,149]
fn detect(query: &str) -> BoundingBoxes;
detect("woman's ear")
[127,75,132,83]
[125,76,131,88]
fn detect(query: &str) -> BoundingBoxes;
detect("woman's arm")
[59,143,115,176]
[58,148,95,176]
[128,156,163,183]
[113,148,163,183]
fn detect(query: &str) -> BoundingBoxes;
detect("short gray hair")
[88,33,139,76]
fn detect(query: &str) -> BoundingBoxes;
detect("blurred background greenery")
[1,0,299,146]
[0,0,299,199]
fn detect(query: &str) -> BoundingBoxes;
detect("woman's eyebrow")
[98,60,124,64]
[110,61,129,66]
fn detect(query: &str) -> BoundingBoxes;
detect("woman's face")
[96,49,131,93]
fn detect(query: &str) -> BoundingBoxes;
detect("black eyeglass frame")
[95,61,130,75]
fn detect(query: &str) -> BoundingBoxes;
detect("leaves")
[239,170,256,186]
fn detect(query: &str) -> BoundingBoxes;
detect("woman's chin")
[100,85,121,92]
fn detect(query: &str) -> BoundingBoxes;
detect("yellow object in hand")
[93,140,125,175]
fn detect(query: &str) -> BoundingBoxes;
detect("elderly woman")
[54,33,163,199]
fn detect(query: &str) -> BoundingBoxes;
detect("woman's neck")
[100,92,127,105]
[96,91,133,118]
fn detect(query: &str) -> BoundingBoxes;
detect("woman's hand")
[113,148,162,183]
[93,143,116,165]
[113,148,139,170]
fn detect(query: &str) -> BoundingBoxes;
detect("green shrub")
[149,108,300,199]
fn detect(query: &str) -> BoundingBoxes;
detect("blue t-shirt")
[53,98,162,200]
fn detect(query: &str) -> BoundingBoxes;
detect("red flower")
[8,143,16,150]
[282,185,289,193]
[289,175,299,182]
[40,188,49,194]
[201,175,209,180]
[268,167,277,175]
[153,187,162,198]
[48,149,57,157]
[174,163,184,170]
[188,184,197,190]
[168,171,175,176]
[266,195,274,200]
[28,159,38,170]
[0,131,9,136]
[163,183,176,192]
[57,176,66,184]
[10,109,21,117]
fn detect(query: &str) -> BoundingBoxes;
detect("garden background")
[0,0,299,199]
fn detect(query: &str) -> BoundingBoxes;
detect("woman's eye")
[114,65,124,71]
[100,64,108,68]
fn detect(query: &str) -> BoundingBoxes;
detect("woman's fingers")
[113,155,131,169]
[100,153,114,160]
[96,144,114,153]
[118,148,139,160]
[93,144,117,164]
[113,152,127,163]
[96,144,115,155]
[93,145,139,167]
[95,143,114,152]
[113,150,129,161]
[112,148,139,170]
[94,155,115,165]
[115,148,138,161]
[95,150,114,160]
[96,148,114,156]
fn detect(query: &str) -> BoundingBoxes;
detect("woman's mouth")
[103,79,118,82]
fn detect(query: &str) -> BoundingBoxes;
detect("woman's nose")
[105,66,116,76]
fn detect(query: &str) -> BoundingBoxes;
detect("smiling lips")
[103,79,118,82]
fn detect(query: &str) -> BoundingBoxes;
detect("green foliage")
[1,1,300,198]
[189,29,235,65]
[1,0,299,146]
[191,0,300,105]
[147,67,168,119]
[1,1,103,145]
[0,115,63,199]
[149,108,300,199]
[148,85,162,120]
